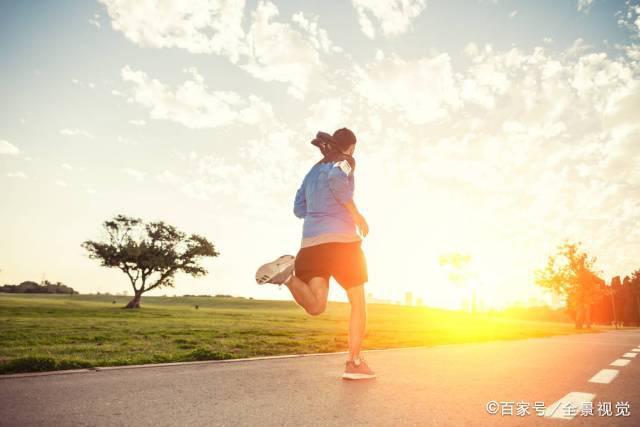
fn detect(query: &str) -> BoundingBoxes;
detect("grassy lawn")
[0,293,603,374]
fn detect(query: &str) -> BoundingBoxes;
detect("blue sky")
[1,0,639,309]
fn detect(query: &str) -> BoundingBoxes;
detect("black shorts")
[294,241,368,290]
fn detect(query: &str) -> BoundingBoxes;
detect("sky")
[1,0,639,310]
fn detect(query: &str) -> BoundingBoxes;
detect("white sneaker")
[255,255,295,285]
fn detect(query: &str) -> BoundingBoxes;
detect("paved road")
[1,330,639,426]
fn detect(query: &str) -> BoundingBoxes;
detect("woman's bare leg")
[346,285,366,360]
[285,275,328,315]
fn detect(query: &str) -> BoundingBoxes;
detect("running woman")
[255,127,375,380]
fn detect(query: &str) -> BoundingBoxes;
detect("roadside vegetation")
[0,293,609,375]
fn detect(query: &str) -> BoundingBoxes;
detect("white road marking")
[623,352,637,358]
[610,359,631,367]
[632,348,640,352]
[588,369,619,384]
[544,392,596,419]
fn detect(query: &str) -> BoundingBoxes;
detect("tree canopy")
[535,240,604,328]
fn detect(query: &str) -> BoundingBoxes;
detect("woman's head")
[332,128,357,155]
[312,127,357,170]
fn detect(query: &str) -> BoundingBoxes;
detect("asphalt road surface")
[1,329,639,426]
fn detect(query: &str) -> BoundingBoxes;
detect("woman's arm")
[293,185,307,218]
[328,164,369,237]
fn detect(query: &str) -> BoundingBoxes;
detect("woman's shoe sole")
[341,373,377,380]
[255,255,295,285]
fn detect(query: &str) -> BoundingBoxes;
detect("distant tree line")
[589,273,640,327]
[0,280,77,294]
[536,241,640,328]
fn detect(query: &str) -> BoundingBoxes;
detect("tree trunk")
[574,305,583,329]
[125,291,143,309]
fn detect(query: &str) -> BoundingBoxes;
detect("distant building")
[416,297,423,306]
[405,292,413,306]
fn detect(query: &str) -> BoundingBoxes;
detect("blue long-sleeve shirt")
[293,160,359,243]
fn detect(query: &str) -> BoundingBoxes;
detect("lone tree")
[534,240,604,329]
[82,214,219,308]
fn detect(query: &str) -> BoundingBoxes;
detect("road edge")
[1,328,623,380]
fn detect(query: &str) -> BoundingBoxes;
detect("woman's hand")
[355,213,369,238]
[343,199,369,238]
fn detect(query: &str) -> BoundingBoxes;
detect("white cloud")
[100,0,247,62]
[351,0,427,39]
[116,136,139,145]
[102,1,335,98]
[123,168,145,181]
[6,171,27,179]
[577,0,594,14]
[570,52,634,109]
[157,156,244,202]
[60,128,94,138]
[121,66,274,129]
[241,1,329,99]
[304,98,350,132]
[128,119,146,126]
[617,2,640,38]
[567,38,592,56]
[0,140,20,155]
[88,17,101,28]
[156,170,180,186]
[71,78,96,89]
[62,163,73,171]
[459,46,511,109]
[354,53,460,123]
[55,180,68,187]
[158,128,308,221]
[291,12,341,54]
[509,10,517,19]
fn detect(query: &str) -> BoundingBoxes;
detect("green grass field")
[0,293,603,374]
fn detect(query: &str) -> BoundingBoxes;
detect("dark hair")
[312,128,357,170]
[332,128,357,151]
